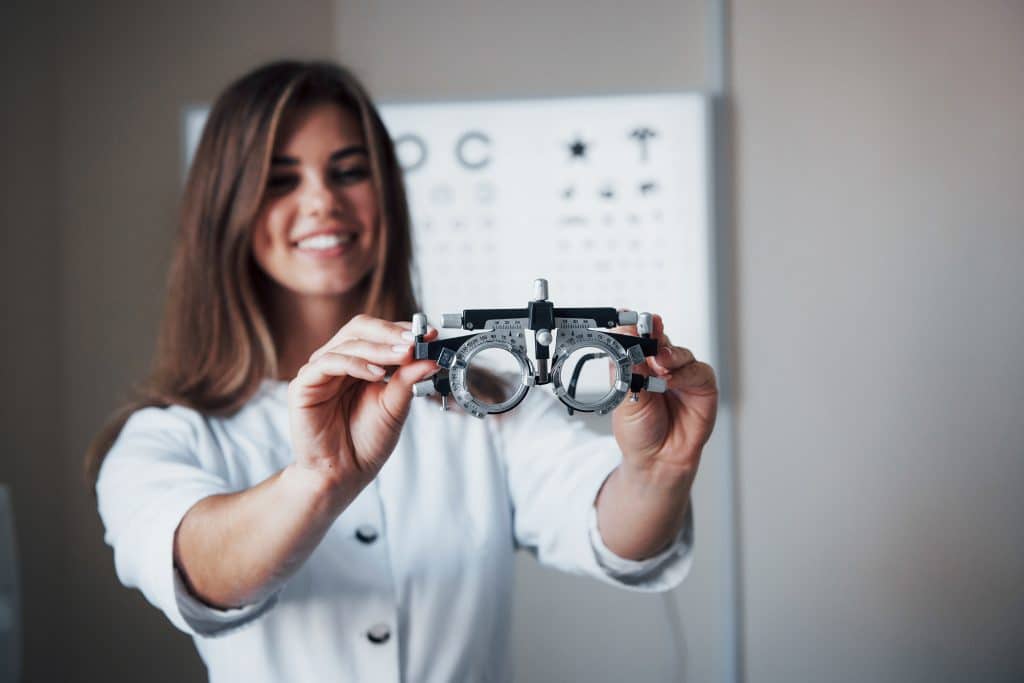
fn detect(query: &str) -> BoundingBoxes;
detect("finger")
[650,313,665,340]
[665,361,718,395]
[393,320,439,336]
[312,316,437,361]
[378,359,441,426]
[649,339,697,374]
[343,314,419,343]
[646,332,673,373]
[296,351,387,388]
[314,338,414,367]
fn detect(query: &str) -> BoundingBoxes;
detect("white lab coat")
[96,379,693,682]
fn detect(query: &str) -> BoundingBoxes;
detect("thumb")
[380,359,440,425]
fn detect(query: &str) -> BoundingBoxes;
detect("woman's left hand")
[610,314,719,490]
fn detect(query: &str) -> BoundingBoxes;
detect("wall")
[732,3,1024,681]
[1,3,63,682]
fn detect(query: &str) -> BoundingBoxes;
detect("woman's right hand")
[287,314,440,491]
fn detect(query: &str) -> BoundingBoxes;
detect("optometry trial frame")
[410,279,667,417]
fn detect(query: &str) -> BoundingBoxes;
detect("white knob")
[617,310,638,325]
[441,313,463,329]
[638,312,653,336]
[645,376,667,393]
[536,329,553,346]
[412,313,427,336]
[533,278,549,301]
[412,379,436,397]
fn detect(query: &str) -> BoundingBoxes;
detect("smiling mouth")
[293,233,357,251]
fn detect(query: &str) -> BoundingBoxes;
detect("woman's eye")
[266,175,299,193]
[329,167,370,185]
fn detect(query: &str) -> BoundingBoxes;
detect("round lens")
[558,346,616,406]
[465,347,523,406]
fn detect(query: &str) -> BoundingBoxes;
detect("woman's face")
[252,102,378,299]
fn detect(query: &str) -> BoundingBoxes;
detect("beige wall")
[733,4,1024,681]
[2,1,1022,682]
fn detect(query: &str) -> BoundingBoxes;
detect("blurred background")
[1,1,1022,681]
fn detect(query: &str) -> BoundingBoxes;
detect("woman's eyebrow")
[270,145,369,166]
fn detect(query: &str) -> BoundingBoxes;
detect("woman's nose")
[300,175,341,217]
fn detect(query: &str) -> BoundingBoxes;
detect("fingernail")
[401,331,415,341]
[393,344,411,353]
[367,364,386,375]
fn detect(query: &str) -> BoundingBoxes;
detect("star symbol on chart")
[567,136,589,161]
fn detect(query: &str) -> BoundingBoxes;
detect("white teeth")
[296,234,355,250]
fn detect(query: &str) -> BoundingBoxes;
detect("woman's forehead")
[274,102,364,152]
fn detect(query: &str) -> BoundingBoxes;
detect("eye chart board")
[379,93,713,360]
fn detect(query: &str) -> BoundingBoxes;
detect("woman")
[87,60,718,682]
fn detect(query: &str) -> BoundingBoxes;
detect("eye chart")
[379,93,714,359]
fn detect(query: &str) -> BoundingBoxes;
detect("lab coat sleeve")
[95,406,278,637]
[496,391,693,591]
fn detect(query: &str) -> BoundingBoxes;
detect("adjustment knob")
[411,379,436,397]
[412,313,428,337]
[637,312,653,337]
[441,313,463,329]
[533,278,549,301]
[536,329,553,346]
[645,376,667,393]
[617,310,639,326]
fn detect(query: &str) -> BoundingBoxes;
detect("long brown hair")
[84,60,418,485]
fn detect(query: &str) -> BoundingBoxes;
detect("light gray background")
[2,1,1022,682]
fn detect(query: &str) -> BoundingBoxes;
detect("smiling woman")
[253,103,387,378]
[83,62,416,470]
[84,60,707,683]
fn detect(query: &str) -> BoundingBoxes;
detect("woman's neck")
[267,285,366,380]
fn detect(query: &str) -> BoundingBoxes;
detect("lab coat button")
[355,524,379,544]
[367,623,391,644]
